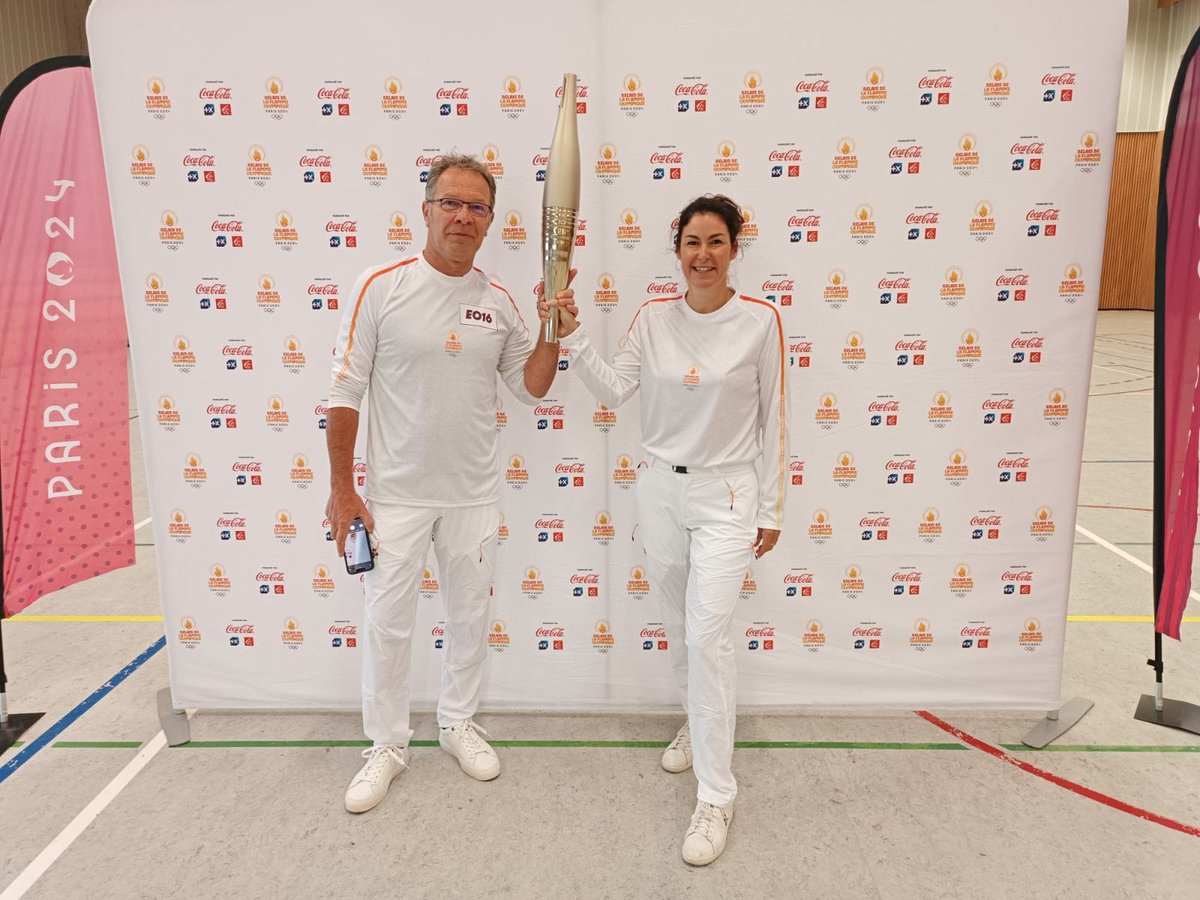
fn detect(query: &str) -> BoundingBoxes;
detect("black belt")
[670,465,689,474]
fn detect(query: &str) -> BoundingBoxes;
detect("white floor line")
[1091,362,1151,378]
[1075,523,1200,606]
[134,517,151,531]
[0,713,192,900]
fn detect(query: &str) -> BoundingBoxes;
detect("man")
[326,154,561,813]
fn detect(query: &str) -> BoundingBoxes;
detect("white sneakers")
[345,719,500,813]
[661,720,693,773]
[682,800,734,866]
[439,718,502,781]
[344,744,407,814]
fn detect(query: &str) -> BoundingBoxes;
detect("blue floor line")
[0,636,166,785]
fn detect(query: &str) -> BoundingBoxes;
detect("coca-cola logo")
[415,154,443,166]
[640,627,667,638]
[1041,73,1076,86]
[1026,209,1060,221]
[536,626,566,637]
[889,146,924,159]
[762,279,794,291]
[892,572,923,582]
[675,83,709,96]
[206,403,237,415]
[317,87,352,99]
[352,462,367,473]
[255,572,285,582]
[878,277,910,289]
[535,518,566,529]
[905,212,939,224]
[1002,571,1033,581]
[647,282,680,294]
[790,341,813,352]
[298,155,332,167]
[326,221,358,232]
[432,626,445,636]
[314,404,329,416]
[783,573,813,583]
[222,345,253,356]
[961,626,992,636]
[531,153,549,166]
[852,626,883,637]
[788,215,821,227]
[918,75,953,89]
[216,516,247,527]
[885,459,917,470]
[195,283,227,294]
[997,457,1031,468]
[1011,336,1044,349]
[554,463,585,473]
[746,626,776,637]
[981,399,1015,410]
[308,284,339,295]
[226,623,254,633]
[869,400,901,411]
[970,515,1003,526]
[794,79,830,92]
[534,405,565,415]
[436,87,470,99]
[1011,142,1045,155]
[329,624,358,635]
[996,274,1029,286]
[182,154,215,166]
[210,221,243,232]
[768,150,802,162]
[649,151,684,164]
[555,84,588,98]
[859,516,892,527]
[199,87,232,99]
[231,461,263,472]
[895,339,927,351]
[570,573,600,584]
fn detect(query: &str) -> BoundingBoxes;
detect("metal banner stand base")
[1134,692,1200,735]
[0,708,44,754]
[156,687,191,746]
[1022,696,1094,749]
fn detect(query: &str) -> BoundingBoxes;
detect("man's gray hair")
[424,153,497,207]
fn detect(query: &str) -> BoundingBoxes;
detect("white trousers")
[361,501,499,747]
[636,461,758,807]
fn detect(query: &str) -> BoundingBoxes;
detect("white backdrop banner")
[88,0,1126,710]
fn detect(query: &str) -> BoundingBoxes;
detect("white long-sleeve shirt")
[560,292,788,529]
[328,254,538,506]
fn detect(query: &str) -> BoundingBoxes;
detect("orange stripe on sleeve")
[626,295,683,335]
[334,257,415,383]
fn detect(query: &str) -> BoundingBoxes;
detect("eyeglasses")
[427,197,492,218]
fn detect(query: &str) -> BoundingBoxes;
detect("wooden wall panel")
[1099,131,1162,311]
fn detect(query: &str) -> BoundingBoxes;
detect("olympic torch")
[541,73,581,343]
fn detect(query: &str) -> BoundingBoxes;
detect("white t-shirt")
[328,254,537,506]
[560,291,789,529]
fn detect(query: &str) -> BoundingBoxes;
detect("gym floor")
[1,309,1197,899]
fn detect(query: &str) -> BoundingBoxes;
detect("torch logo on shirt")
[683,366,701,387]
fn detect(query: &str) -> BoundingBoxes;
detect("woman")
[543,194,788,866]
